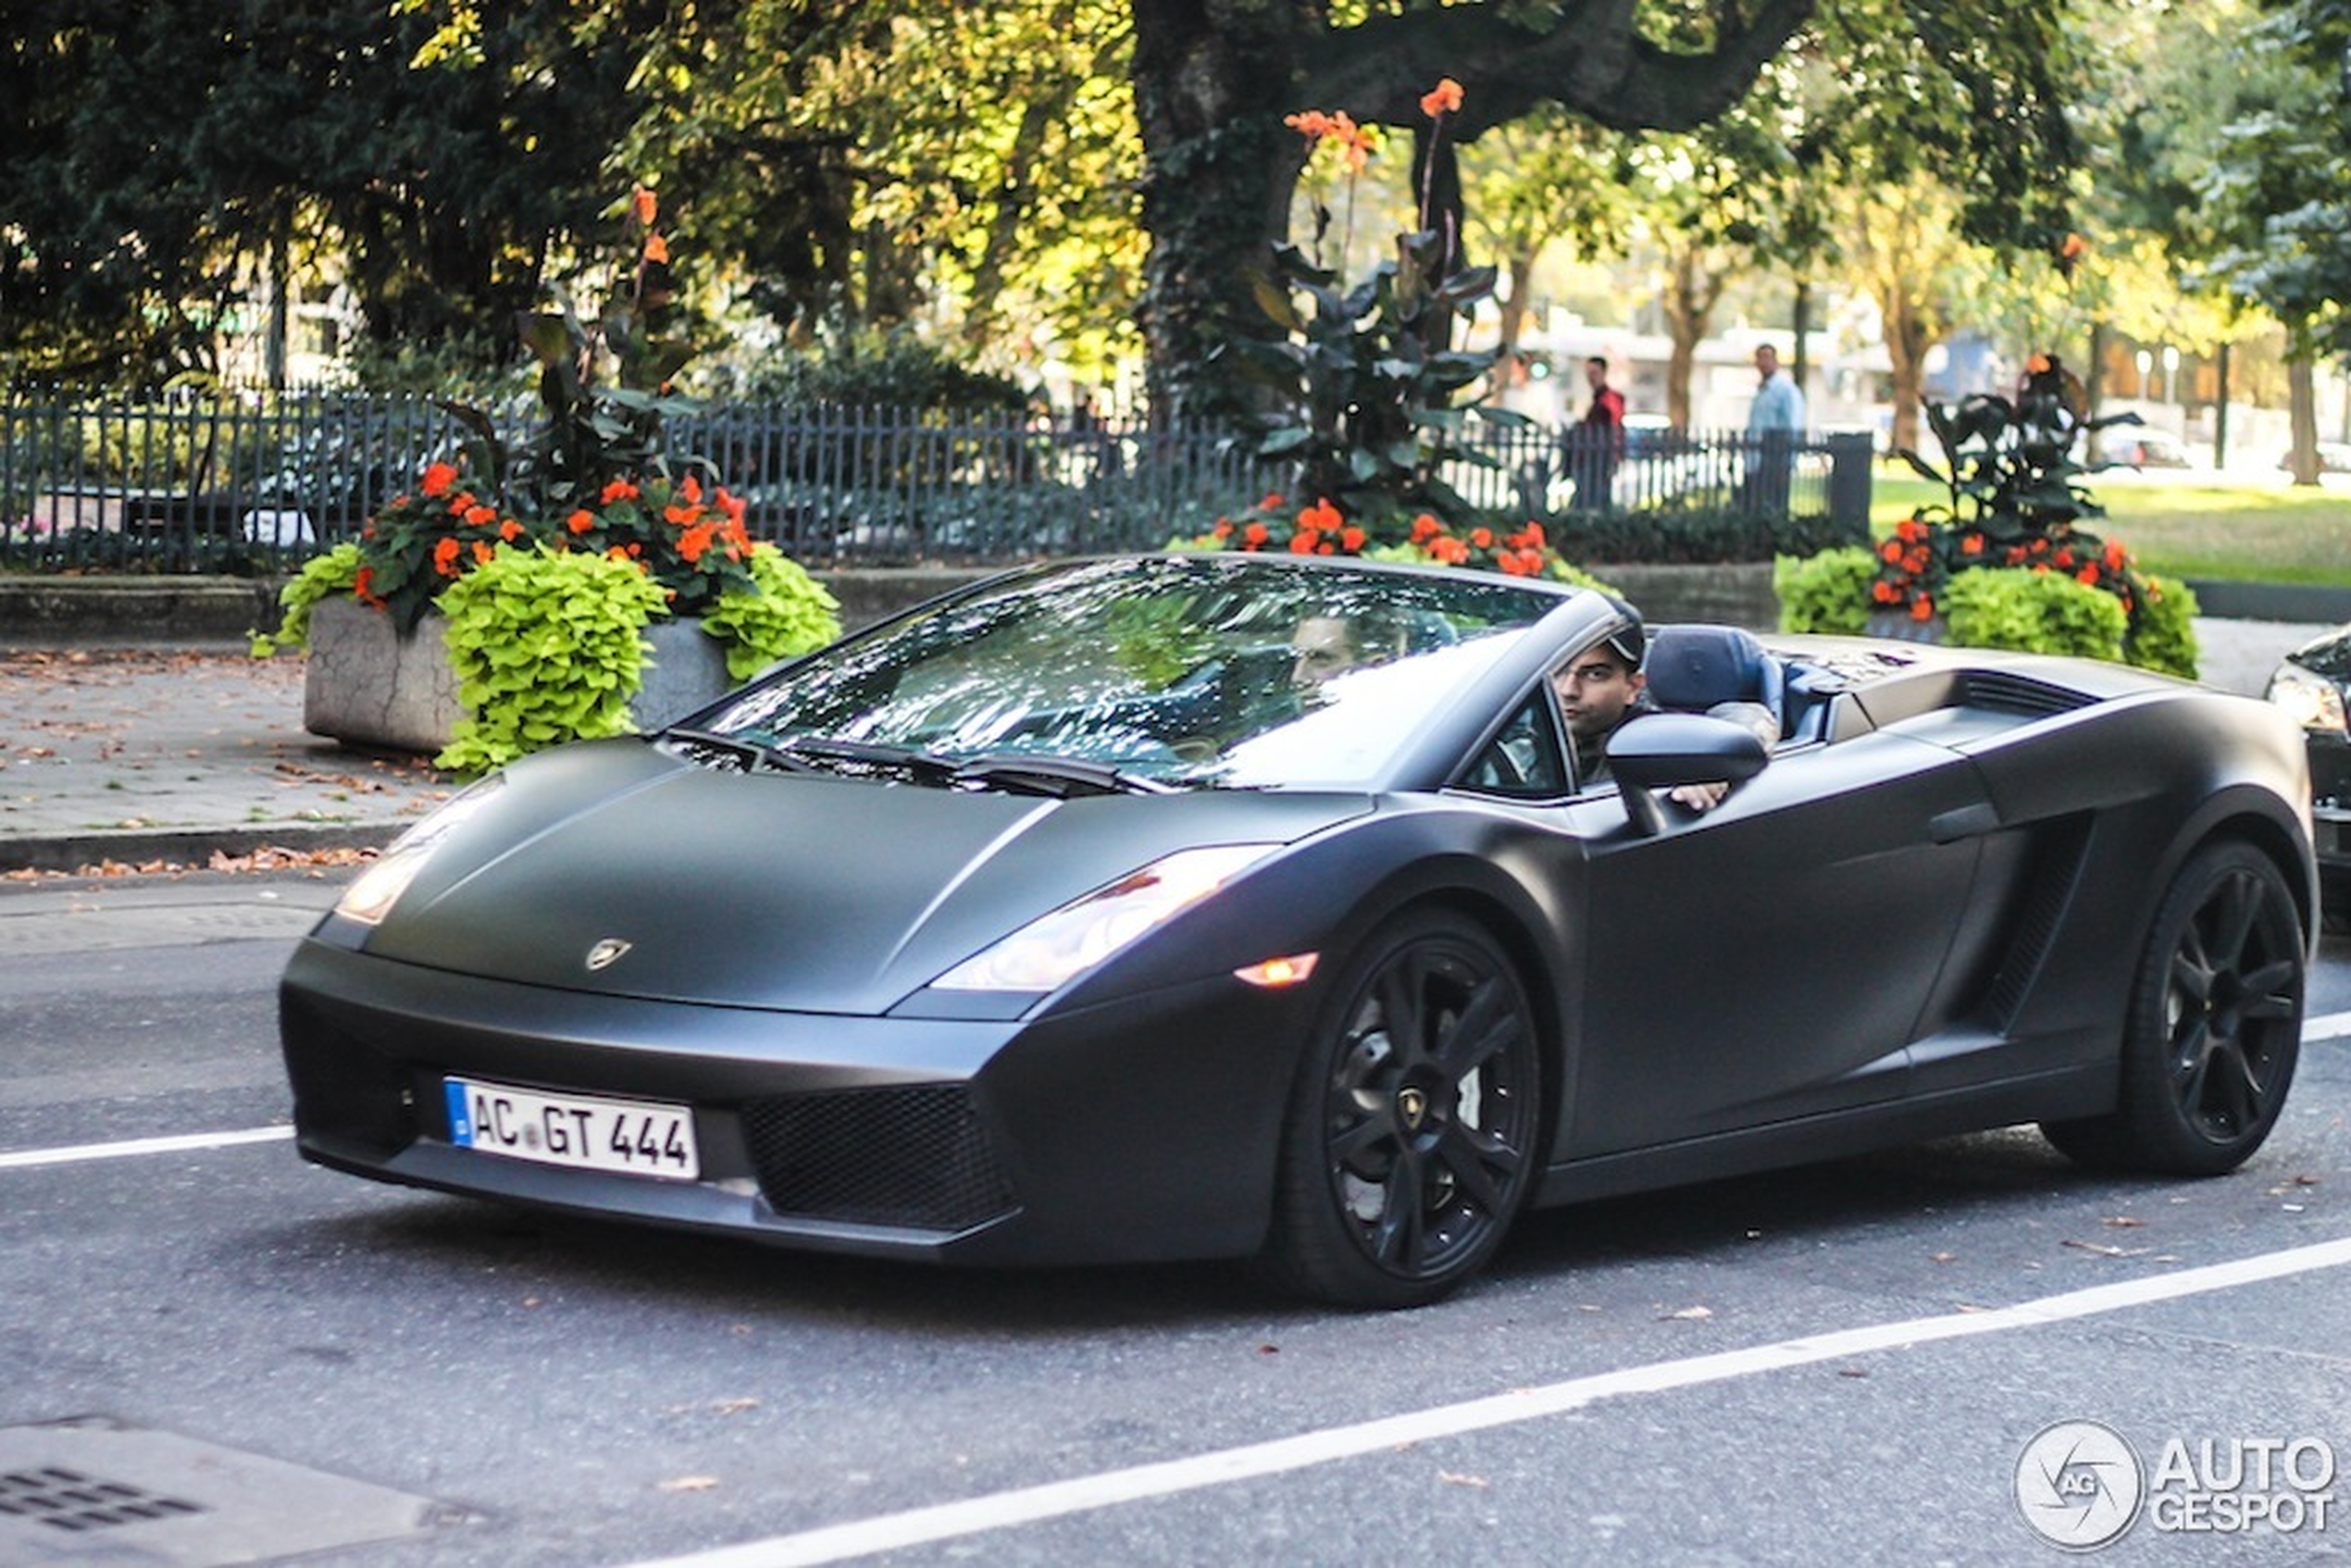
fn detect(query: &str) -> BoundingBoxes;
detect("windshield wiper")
[777,735,962,782]
[953,753,1176,798]
[661,727,821,774]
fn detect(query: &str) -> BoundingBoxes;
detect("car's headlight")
[2267,665,2347,734]
[334,775,506,926]
[930,843,1278,993]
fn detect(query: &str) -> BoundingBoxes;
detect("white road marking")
[2304,1006,2351,1042]
[623,1236,2351,1568]
[0,1125,292,1170]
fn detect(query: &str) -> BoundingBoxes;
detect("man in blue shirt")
[1742,343,1807,516]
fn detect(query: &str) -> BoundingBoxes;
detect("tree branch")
[1303,0,1819,138]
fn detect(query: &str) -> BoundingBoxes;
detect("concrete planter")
[1862,608,1948,643]
[303,597,736,754]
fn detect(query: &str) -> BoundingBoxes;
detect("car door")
[1559,725,1996,1157]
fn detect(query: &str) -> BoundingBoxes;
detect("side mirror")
[1606,713,1769,836]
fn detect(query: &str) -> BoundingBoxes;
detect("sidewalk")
[0,649,455,876]
[4,618,2340,877]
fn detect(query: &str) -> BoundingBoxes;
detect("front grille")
[741,1085,1016,1233]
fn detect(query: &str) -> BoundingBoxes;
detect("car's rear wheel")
[1262,910,1544,1309]
[2042,841,2303,1175]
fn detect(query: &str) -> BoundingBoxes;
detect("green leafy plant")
[1941,567,2128,659]
[700,544,842,681]
[1219,80,1524,546]
[1774,547,1877,636]
[2123,575,2200,678]
[434,545,673,776]
[260,189,842,759]
[1777,354,2193,677]
[252,541,362,654]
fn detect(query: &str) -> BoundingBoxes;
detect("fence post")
[1823,432,1873,530]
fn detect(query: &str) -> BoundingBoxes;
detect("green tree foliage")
[0,0,646,385]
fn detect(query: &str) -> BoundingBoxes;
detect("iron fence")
[0,389,1871,574]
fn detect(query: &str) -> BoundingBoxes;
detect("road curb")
[0,820,404,875]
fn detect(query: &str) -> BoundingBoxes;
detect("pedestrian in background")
[1742,343,1807,515]
[1565,355,1625,512]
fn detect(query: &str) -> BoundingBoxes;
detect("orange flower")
[2077,566,2100,586]
[1432,536,1471,566]
[1288,530,1317,555]
[632,185,658,227]
[643,233,670,266]
[1420,77,1464,118]
[1244,521,1270,548]
[471,540,494,566]
[1340,526,1366,552]
[680,473,703,505]
[354,566,379,605]
[1872,580,1901,604]
[678,523,716,565]
[1878,541,1904,564]
[2027,352,2052,375]
[1257,492,1285,512]
[1909,596,1935,621]
[431,537,462,576]
[1299,496,1342,532]
[2059,232,2089,260]
[1212,519,1234,540]
[566,509,595,535]
[600,479,640,505]
[1961,533,1984,555]
[1283,110,1334,141]
[1470,527,1494,550]
[1410,513,1441,543]
[463,503,497,528]
[499,518,524,543]
[420,462,459,498]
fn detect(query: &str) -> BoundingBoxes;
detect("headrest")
[1643,625,1783,715]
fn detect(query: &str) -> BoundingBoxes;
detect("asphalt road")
[3,872,2349,1567]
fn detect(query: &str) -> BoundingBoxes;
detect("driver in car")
[1552,622,1648,785]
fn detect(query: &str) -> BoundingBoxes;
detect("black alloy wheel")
[2043,840,2304,1175]
[1264,910,1544,1309]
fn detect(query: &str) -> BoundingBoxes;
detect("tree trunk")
[2289,353,2321,486]
[1659,245,1723,430]
[1128,0,1313,429]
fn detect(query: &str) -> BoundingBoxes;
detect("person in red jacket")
[1566,355,1625,511]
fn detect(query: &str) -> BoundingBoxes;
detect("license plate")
[443,1077,700,1180]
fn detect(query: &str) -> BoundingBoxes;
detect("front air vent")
[1959,671,2095,719]
[741,1085,1016,1232]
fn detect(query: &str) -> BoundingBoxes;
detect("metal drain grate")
[0,1464,206,1532]
[0,1418,455,1566]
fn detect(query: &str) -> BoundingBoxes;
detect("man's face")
[1290,616,1355,688]
[1553,648,1644,737]
[1754,346,1779,383]
[1585,359,1607,391]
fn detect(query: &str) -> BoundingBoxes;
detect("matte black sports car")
[282,554,2318,1307]
[2266,622,2351,913]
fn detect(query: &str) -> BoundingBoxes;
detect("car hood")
[358,740,1369,1014]
[2283,625,2351,684]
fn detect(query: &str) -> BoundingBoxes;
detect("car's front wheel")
[1262,910,1544,1309]
[2043,840,2304,1175]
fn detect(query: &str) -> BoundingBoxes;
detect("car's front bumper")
[280,939,1307,1268]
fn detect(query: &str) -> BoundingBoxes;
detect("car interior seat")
[1642,625,1785,740]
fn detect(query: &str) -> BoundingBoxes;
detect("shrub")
[2123,575,2200,678]
[434,546,673,776]
[1942,569,2128,660]
[1774,548,1878,635]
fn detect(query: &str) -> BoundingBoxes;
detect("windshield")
[690,556,1569,790]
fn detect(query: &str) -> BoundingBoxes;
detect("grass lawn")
[1868,469,2351,586]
